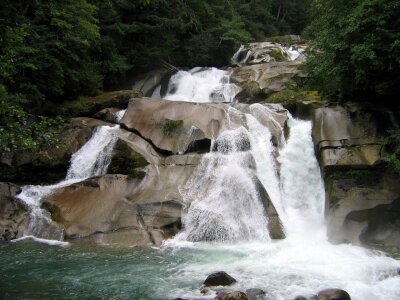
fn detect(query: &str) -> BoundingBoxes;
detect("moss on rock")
[108,140,149,179]
[161,119,183,137]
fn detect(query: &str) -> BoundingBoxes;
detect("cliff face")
[311,102,400,248]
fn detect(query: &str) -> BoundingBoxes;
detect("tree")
[304,0,400,100]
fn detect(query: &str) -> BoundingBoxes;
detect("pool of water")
[1,239,399,300]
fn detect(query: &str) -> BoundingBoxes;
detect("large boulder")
[0,182,27,240]
[120,97,242,153]
[231,61,303,103]
[42,158,198,245]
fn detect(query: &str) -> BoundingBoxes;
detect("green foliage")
[381,130,400,174]
[161,119,183,137]
[270,49,285,61]
[0,85,64,152]
[304,0,400,99]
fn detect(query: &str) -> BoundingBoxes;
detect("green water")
[1,239,400,300]
[0,241,199,300]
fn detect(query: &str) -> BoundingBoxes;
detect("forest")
[0,0,399,155]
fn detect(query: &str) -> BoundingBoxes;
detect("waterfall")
[163,67,241,103]
[176,127,271,242]
[278,117,325,237]
[17,125,120,241]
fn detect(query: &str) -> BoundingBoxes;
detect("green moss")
[266,89,322,104]
[269,48,285,61]
[108,140,148,179]
[161,119,183,137]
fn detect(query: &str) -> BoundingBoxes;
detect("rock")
[311,102,400,248]
[293,297,307,300]
[0,182,27,241]
[315,288,351,300]
[231,61,303,103]
[203,271,237,287]
[223,291,248,300]
[245,288,266,300]
[121,97,240,153]
[0,117,111,184]
[254,178,285,239]
[345,198,400,247]
[93,107,121,123]
[214,288,233,300]
[311,103,400,169]
[107,139,149,179]
[324,167,400,247]
[41,160,197,246]
[131,68,170,97]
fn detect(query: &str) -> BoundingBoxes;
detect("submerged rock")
[203,271,237,287]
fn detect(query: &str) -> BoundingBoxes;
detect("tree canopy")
[304,0,400,101]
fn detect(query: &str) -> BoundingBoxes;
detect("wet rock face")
[203,271,237,287]
[312,102,400,248]
[0,182,27,241]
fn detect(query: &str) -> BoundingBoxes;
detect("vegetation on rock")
[161,119,184,137]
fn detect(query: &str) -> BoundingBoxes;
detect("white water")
[163,67,241,102]
[165,104,400,299]
[116,109,126,122]
[176,127,270,242]
[17,125,120,240]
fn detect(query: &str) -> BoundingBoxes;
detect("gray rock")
[203,271,237,287]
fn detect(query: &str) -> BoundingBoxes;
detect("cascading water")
[16,125,120,241]
[278,117,325,237]
[176,127,271,242]
[163,67,241,102]
[2,62,400,300]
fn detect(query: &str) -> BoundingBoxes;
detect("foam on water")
[11,235,70,247]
